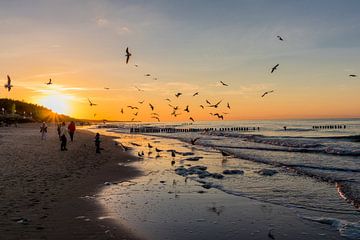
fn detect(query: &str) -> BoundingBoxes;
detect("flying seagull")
[184,105,190,113]
[165,98,171,102]
[277,35,284,41]
[200,105,204,109]
[127,105,139,110]
[190,138,199,145]
[206,99,211,105]
[138,100,144,104]
[88,98,97,106]
[104,87,110,90]
[4,75,13,92]
[193,92,199,96]
[208,100,222,108]
[349,74,357,77]
[149,103,154,111]
[271,64,279,73]
[125,47,131,64]
[145,74,151,77]
[189,117,194,122]
[220,81,228,86]
[227,102,231,109]
[175,92,182,98]
[120,108,124,114]
[151,116,160,122]
[134,86,144,91]
[46,79,52,85]
[261,90,274,97]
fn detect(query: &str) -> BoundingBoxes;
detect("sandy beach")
[0,123,142,240]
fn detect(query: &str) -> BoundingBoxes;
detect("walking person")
[59,122,69,151]
[40,122,47,140]
[95,133,101,153]
[68,121,76,142]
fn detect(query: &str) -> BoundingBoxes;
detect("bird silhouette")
[4,75,13,92]
[133,112,138,116]
[125,47,131,64]
[175,92,182,98]
[134,64,138,67]
[184,105,190,112]
[227,102,231,109]
[171,111,181,117]
[127,105,139,110]
[200,105,204,109]
[148,143,153,148]
[104,87,110,90]
[153,77,158,80]
[134,86,144,91]
[189,117,194,122]
[277,35,284,41]
[145,74,151,77]
[261,90,274,97]
[193,92,199,96]
[155,147,163,153]
[138,100,144,104]
[88,98,97,106]
[220,150,230,157]
[120,108,124,114]
[206,99,211,105]
[208,100,222,108]
[271,64,279,73]
[149,103,154,111]
[349,74,357,77]
[46,79,52,85]
[151,116,160,122]
[190,138,200,145]
[165,98,171,102]
[220,81,228,86]
[151,112,159,116]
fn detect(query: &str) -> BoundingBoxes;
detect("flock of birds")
[1,35,358,122]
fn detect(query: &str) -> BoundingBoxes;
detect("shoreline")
[0,123,143,240]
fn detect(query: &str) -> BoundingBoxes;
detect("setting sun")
[37,92,72,115]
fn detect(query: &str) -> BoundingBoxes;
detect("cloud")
[95,17,109,27]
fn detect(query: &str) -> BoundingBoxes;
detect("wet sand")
[0,123,142,240]
[91,129,352,240]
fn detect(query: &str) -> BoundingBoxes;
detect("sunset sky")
[0,0,359,121]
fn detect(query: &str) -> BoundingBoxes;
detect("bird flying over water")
[4,75,13,92]
[349,74,357,77]
[138,100,144,104]
[193,92,199,96]
[271,64,279,73]
[46,79,52,85]
[206,99,211,105]
[133,112,138,116]
[175,92,182,98]
[127,105,138,110]
[261,90,274,97]
[165,98,171,102]
[125,47,131,64]
[220,81,228,86]
[200,105,204,109]
[190,138,200,145]
[120,108,124,114]
[277,35,284,41]
[88,98,97,106]
[189,117,194,122]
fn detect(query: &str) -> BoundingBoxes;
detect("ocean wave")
[300,215,360,239]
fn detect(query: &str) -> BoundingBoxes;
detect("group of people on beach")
[40,121,101,153]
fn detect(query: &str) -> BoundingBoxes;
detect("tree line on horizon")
[0,98,77,123]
